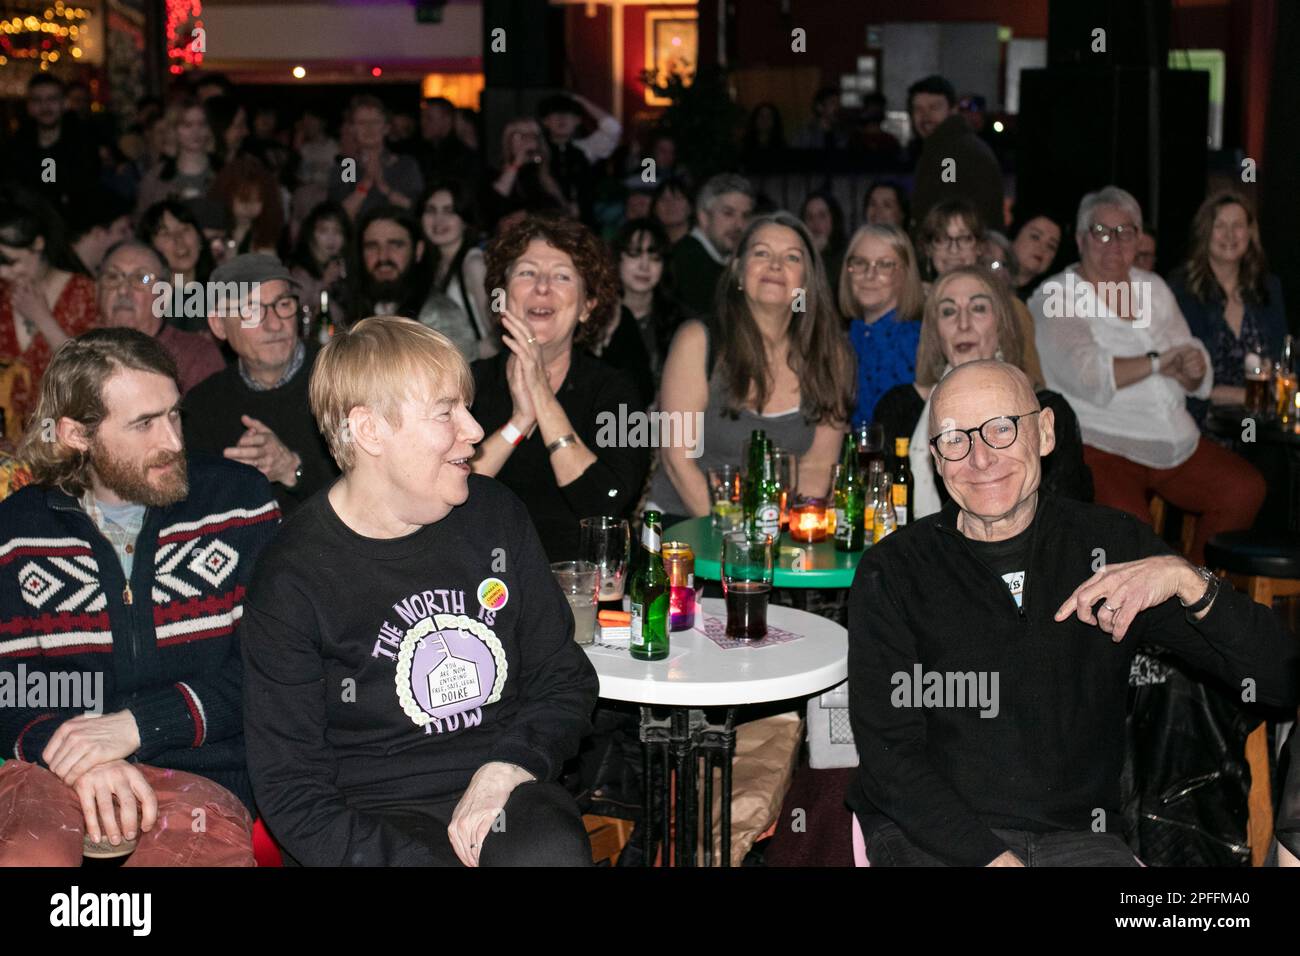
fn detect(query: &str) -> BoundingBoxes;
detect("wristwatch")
[1180,564,1220,618]
[1146,350,1160,376]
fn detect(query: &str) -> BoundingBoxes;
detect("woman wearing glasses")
[920,199,1045,388]
[1029,186,1264,564]
[838,223,925,428]
[873,265,1091,519]
[0,196,98,395]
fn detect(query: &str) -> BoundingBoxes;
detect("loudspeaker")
[1016,66,1208,272]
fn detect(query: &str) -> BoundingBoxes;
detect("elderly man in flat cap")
[183,253,338,512]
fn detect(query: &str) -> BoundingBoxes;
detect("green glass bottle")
[754,446,781,538]
[629,510,670,661]
[742,430,768,531]
[833,433,865,552]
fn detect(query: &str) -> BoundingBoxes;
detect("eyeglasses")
[1088,223,1139,245]
[100,269,158,290]
[242,294,301,322]
[845,256,898,276]
[934,234,977,252]
[929,411,1041,462]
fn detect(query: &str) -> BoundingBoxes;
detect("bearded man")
[0,328,280,866]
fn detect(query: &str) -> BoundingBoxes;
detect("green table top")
[664,516,866,588]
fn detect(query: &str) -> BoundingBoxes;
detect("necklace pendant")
[123,583,134,606]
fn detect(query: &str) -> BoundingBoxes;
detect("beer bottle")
[863,459,884,533]
[892,437,913,527]
[873,471,897,543]
[743,430,769,531]
[629,510,670,661]
[834,433,865,552]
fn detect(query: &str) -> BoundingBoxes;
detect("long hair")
[611,217,685,351]
[1180,190,1271,307]
[713,212,854,425]
[915,265,1024,388]
[801,190,846,258]
[0,189,89,276]
[209,155,283,252]
[288,200,353,279]
[837,223,925,321]
[417,180,483,294]
[17,329,181,497]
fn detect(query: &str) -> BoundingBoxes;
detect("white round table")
[584,598,847,707]
[583,598,847,866]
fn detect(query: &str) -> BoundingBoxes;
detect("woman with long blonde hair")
[873,265,1091,518]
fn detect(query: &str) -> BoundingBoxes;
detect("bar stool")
[1204,530,1300,866]
[1148,494,1196,557]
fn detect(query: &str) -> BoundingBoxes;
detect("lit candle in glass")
[790,498,828,542]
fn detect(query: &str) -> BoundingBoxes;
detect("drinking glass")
[551,560,600,645]
[578,517,631,602]
[721,531,774,640]
[855,422,885,474]
[1245,355,1272,416]
[707,464,744,532]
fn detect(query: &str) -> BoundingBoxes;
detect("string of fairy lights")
[0,0,203,72]
[0,2,90,68]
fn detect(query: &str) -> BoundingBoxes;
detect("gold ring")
[526,336,537,345]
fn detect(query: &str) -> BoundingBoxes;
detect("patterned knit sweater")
[0,455,280,809]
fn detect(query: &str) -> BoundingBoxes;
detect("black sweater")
[240,476,599,866]
[182,346,339,514]
[872,384,1094,505]
[471,349,650,562]
[846,494,1298,866]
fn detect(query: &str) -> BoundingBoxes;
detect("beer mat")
[585,640,690,663]
[698,614,803,650]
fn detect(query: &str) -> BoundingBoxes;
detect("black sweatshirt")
[872,384,1095,505]
[846,493,1298,866]
[240,475,599,866]
[182,345,339,514]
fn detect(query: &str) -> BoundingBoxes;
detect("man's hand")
[224,415,301,486]
[986,850,1025,867]
[74,759,158,847]
[1055,555,1208,641]
[447,762,534,867]
[43,710,141,786]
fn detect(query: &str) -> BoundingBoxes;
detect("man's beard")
[89,439,188,508]
[363,260,419,314]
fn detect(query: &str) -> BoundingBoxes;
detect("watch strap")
[1181,565,1219,617]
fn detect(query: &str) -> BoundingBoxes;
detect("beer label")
[892,486,908,526]
[833,509,849,541]
[631,604,644,646]
[758,504,780,536]
[642,525,660,554]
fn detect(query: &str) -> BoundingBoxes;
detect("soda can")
[661,541,696,631]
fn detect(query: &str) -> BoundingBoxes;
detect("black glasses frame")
[929,410,1042,462]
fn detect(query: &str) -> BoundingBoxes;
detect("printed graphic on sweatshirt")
[382,587,508,735]
[1001,571,1025,609]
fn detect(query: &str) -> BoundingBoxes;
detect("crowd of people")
[0,66,1296,868]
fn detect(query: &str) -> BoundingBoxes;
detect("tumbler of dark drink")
[722,531,774,641]
[725,580,772,640]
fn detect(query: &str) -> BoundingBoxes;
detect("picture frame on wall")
[644,9,697,106]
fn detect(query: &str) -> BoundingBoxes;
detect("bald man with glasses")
[846,359,1297,866]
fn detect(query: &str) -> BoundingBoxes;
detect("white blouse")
[1029,265,1213,469]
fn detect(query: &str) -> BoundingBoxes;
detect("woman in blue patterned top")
[1169,191,1287,428]
[839,223,925,427]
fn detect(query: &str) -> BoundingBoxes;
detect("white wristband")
[500,422,524,447]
